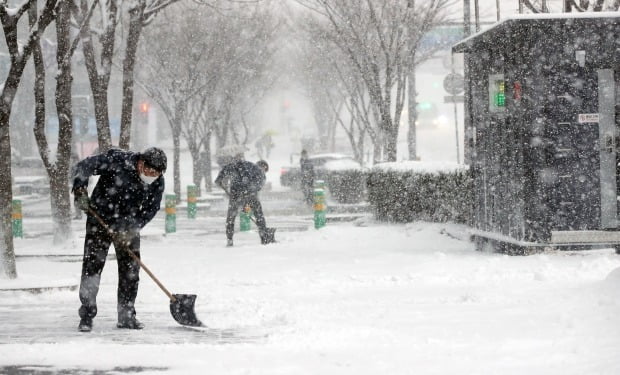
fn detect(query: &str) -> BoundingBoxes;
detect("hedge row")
[367,164,472,224]
[326,170,366,204]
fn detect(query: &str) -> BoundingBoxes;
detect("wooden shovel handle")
[87,208,177,302]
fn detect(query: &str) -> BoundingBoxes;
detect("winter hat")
[141,147,167,173]
[257,160,269,172]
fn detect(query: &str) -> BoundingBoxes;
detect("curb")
[0,284,78,294]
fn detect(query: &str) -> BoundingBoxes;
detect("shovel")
[88,208,203,327]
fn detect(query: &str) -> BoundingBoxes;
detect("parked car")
[12,156,49,195]
[280,153,366,203]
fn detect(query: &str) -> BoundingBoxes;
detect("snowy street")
[2,0,620,372]
[1,215,619,374]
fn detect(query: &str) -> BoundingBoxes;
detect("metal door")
[597,69,616,229]
[545,66,602,230]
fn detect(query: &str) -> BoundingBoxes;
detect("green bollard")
[12,199,23,238]
[165,194,176,233]
[239,205,252,232]
[187,185,198,219]
[314,179,325,190]
[313,188,326,229]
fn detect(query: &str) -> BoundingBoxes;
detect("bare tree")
[138,1,280,197]
[296,22,377,162]
[31,0,97,246]
[0,0,58,278]
[290,25,342,153]
[74,0,120,152]
[404,1,452,160]
[138,3,222,199]
[297,0,450,162]
[118,0,180,150]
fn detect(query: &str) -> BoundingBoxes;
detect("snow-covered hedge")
[367,161,472,224]
[326,169,366,203]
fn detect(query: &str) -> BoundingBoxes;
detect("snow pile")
[1,219,619,374]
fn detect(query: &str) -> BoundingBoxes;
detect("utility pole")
[406,0,418,160]
[464,0,471,36]
[496,0,501,21]
[474,0,480,32]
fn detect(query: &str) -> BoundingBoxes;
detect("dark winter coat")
[300,157,314,186]
[72,148,164,232]
[215,160,265,198]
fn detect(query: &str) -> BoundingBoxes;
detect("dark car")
[280,153,366,203]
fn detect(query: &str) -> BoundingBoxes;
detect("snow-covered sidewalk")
[1,221,619,374]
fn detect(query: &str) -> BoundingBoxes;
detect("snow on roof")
[372,161,469,175]
[309,153,352,160]
[324,159,362,171]
[453,11,620,52]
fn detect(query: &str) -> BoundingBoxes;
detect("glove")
[73,188,90,212]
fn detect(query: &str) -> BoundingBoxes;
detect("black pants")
[226,194,267,240]
[78,217,141,322]
[302,179,314,206]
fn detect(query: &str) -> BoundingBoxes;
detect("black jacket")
[300,157,314,184]
[72,149,164,232]
[215,160,265,198]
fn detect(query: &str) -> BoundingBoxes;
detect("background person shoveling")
[215,154,275,246]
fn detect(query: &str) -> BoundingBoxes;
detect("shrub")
[326,169,366,203]
[367,161,472,224]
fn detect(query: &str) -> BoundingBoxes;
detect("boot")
[116,318,144,330]
[78,317,92,332]
[117,306,144,330]
[78,304,96,332]
[226,238,233,247]
[260,228,276,245]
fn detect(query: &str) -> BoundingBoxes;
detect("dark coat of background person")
[216,159,266,199]
[300,150,314,205]
[215,159,272,244]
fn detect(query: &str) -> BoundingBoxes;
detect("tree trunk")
[189,142,200,193]
[385,125,398,162]
[204,131,213,191]
[0,0,58,278]
[79,0,117,152]
[51,0,73,245]
[0,113,16,279]
[172,127,181,201]
[407,67,418,160]
[119,2,146,150]
[92,84,112,152]
[372,132,383,164]
[0,60,30,279]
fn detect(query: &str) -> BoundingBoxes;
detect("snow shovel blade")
[170,294,203,327]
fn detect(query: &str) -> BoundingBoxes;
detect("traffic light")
[137,101,149,125]
[488,74,506,112]
[493,80,506,107]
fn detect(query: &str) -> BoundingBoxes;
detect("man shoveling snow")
[215,153,275,246]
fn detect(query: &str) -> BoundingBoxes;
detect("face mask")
[140,173,158,185]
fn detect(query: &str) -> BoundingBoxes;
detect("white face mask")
[140,173,158,185]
